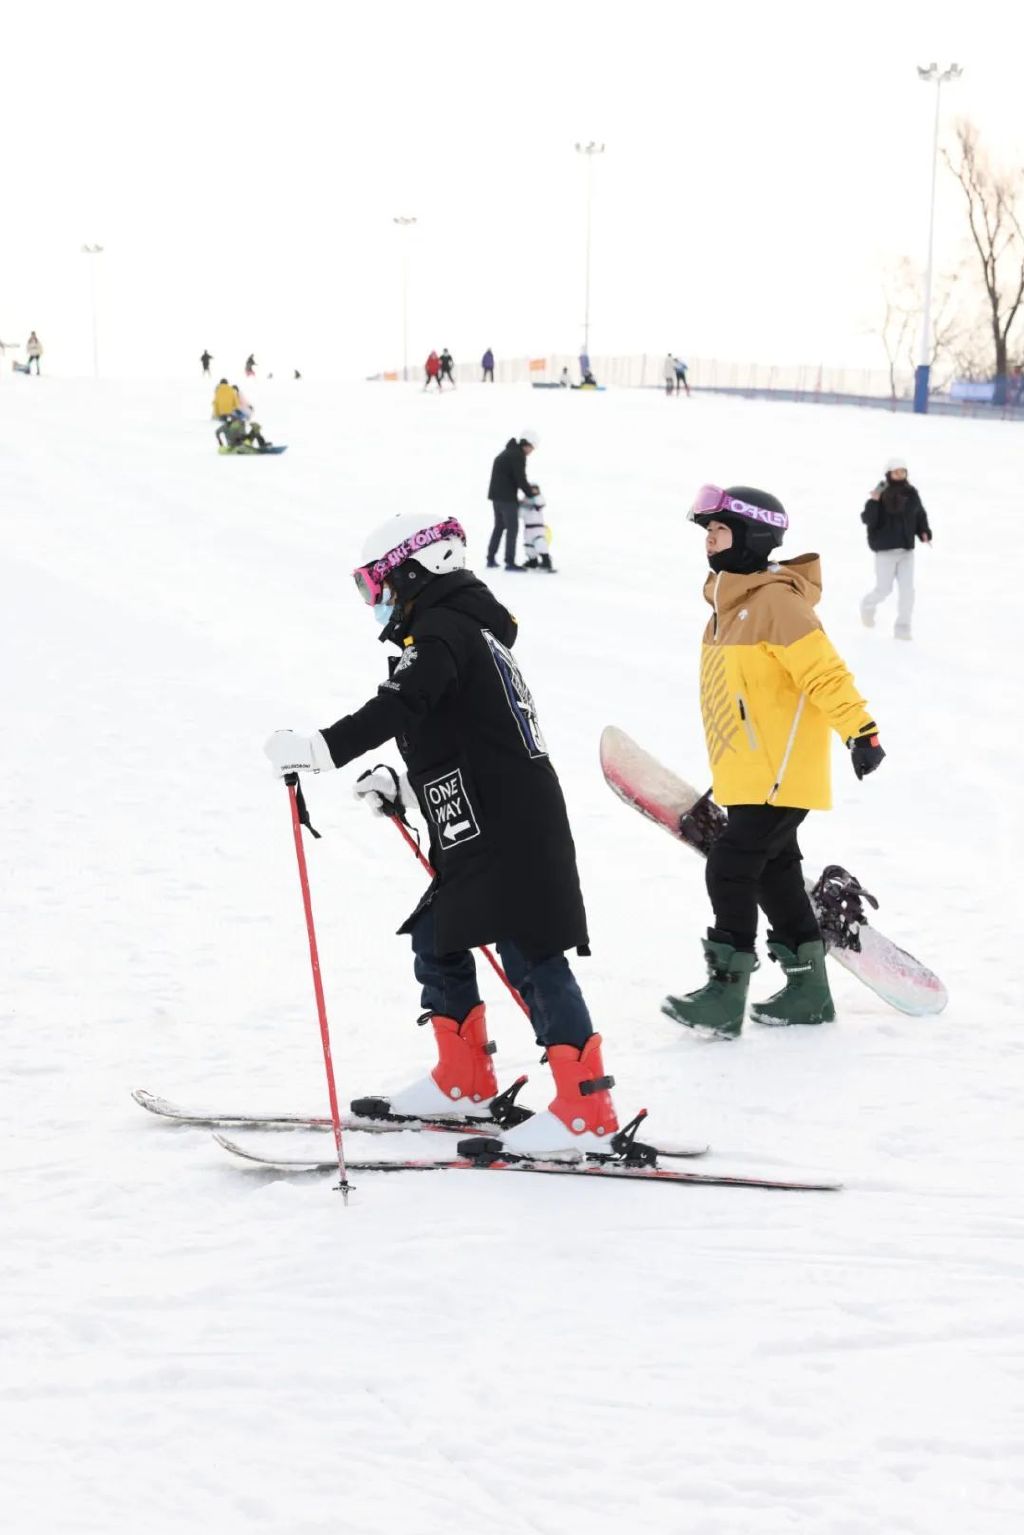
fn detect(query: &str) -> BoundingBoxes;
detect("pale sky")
[3,0,1022,380]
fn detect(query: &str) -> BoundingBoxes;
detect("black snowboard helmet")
[690,484,788,574]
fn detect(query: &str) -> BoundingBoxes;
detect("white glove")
[353,765,411,817]
[263,729,336,778]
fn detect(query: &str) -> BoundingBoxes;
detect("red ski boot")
[385,1004,499,1118]
[498,1033,619,1153]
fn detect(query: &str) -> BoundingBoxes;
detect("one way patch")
[422,768,481,848]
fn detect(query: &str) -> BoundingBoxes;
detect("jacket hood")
[402,569,518,646]
[704,553,822,616]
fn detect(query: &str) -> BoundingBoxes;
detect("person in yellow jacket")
[662,484,885,1037]
[211,378,238,420]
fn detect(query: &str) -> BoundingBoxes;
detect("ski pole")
[387,813,531,1019]
[284,774,352,1201]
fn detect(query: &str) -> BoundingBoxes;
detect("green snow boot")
[661,939,758,1038]
[749,938,836,1027]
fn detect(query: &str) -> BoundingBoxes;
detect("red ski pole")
[284,775,352,1200]
[387,814,531,1019]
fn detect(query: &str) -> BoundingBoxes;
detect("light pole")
[81,243,104,378]
[913,63,962,414]
[574,142,605,361]
[393,216,417,381]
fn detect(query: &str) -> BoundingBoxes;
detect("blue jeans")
[408,907,593,1049]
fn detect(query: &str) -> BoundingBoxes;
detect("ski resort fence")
[372,353,1024,418]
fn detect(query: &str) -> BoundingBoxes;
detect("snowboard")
[218,443,288,455]
[599,725,947,1017]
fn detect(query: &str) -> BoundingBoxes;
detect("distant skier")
[481,347,495,383]
[559,367,571,388]
[860,456,932,641]
[200,349,213,376]
[487,430,539,569]
[673,357,691,395]
[661,485,884,1038]
[245,354,256,377]
[520,490,554,572]
[578,349,590,383]
[293,368,302,380]
[263,513,622,1154]
[439,348,456,387]
[424,351,442,390]
[26,331,42,375]
[212,378,239,420]
[664,353,677,396]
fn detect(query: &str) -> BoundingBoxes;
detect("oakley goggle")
[688,484,788,531]
[353,517,467,605]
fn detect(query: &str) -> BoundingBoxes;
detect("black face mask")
[708,544,769,576]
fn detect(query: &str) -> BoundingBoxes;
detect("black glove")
[847,727,885,780]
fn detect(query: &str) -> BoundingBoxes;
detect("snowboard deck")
[600,725,947,1017]
[218,443,288,455]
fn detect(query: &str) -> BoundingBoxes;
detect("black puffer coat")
[861,479,932,551]
[320,572,589,959]
[487,439,535,503]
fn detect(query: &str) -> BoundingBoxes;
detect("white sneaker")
[860,608,875,628]
[385,1073,495,1119]
[496,1109,615,1156]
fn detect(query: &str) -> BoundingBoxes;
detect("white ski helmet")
[519,427,540,449]
[885,455,908,473]
[353,513,467,605]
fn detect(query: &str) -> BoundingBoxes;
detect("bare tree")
[944,121,1024,398]
[873,258,964,399]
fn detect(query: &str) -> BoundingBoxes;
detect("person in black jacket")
[263,512,621,1155]
[860,456,932,640]
[486,430,539,569]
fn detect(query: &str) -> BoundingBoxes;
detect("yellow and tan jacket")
[212,382,238,417]
[700,554,875,810]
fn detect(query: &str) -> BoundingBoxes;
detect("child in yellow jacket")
[662,484,885,1037]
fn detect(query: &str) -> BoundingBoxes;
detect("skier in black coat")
[200,349,213,375]
[487,430,539,569]
[860,455,932,640]
[264,512,620,1154]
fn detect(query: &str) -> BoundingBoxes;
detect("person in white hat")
[860,457,932,640]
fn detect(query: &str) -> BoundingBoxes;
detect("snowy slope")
[1,376,1021,1534]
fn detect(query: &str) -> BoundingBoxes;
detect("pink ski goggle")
[688,484,788,532]
[352,517,467,605]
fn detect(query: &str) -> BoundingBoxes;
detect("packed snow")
[1,374,1020,1533]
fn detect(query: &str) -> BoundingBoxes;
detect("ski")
[132,1086,521,1138]
[212,1131,838,1192]
[132,1087,709,1158]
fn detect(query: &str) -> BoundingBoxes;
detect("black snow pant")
[482,367,494,382]
[424,371,442,389]
[487,501,519,566]
[409,906,593,1048]
[705,804,820,952]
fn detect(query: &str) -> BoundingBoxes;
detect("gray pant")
[862,549,915,636]
[488,501,519,566]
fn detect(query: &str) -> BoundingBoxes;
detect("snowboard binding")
[678,790,727,856]
[811,864,879,953]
